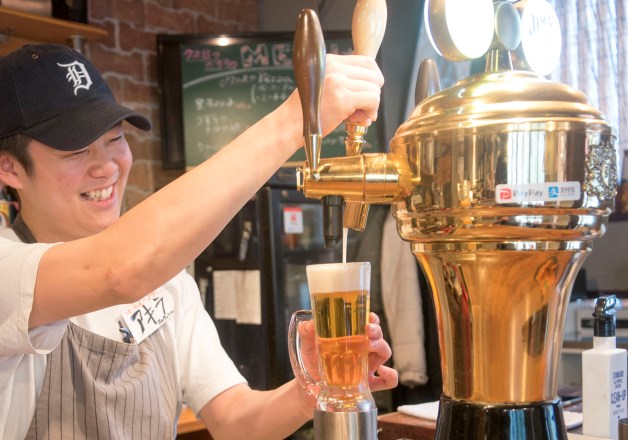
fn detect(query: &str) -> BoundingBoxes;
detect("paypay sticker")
[496,182,581,204]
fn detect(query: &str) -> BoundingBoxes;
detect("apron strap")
[11,213,37,244]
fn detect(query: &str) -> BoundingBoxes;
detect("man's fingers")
[369,365,399,392]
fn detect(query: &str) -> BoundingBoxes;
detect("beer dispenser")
[293,0,617,438]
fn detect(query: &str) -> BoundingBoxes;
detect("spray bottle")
[582,295,628,439]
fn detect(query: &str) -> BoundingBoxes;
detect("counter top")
[378,412,436,440]
[177,407,211,439]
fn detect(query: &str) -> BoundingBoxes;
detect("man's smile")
[81,185,114,202]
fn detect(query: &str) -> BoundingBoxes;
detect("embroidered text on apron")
[13,216,180,439]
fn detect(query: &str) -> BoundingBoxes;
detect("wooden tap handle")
[352,0,387,58]
[293,9,326,138]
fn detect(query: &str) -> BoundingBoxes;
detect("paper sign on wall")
[283,206,304,234]
[213,270,262,325]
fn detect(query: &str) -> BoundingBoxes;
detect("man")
[0,44,396,439]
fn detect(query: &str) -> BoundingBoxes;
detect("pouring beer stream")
[294,0,617,439]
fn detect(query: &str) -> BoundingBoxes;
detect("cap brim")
[23,99,152,151]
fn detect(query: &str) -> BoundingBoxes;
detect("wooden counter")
[378,412,436,440]
[175,405,438,439]
[176,406,211,439]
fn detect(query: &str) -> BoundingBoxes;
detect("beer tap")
[293,8,343,248]
[294,5,410,238]
[343,0,387,233]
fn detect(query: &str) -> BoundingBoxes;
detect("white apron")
[12,215,179,440]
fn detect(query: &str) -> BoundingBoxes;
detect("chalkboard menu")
[157,32,383,169]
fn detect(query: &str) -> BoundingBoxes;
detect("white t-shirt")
[0,228,246,439]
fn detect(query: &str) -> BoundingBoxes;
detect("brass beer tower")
[293,0,617,438]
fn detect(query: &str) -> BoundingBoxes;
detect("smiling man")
[0,44,396,440]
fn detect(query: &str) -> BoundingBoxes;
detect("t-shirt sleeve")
[173,271,246,413]
[0,238,68,355]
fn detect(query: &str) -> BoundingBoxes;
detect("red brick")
[196,15,239,33]
[173,0,216,13]
[118,21,157,53]
[128,159,154,191]
[117,80,157,106]
[91,46,146,81]
[145,2,195,33]
[153,165,185,190]
[127,131,162,161]
[87,0,111,21]
[98,20,118,48]
[214,0,258,28]
[110,0,146,27]
[123,187,150,210]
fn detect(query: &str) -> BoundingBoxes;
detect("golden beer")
[312,290,369,388]
[304,262,373,411]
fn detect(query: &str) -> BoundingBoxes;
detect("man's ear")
[0,154,23,189]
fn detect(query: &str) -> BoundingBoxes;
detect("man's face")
[16,124,132,242]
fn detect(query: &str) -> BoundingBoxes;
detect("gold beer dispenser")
[293,0,617,438]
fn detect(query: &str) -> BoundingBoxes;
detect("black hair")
[0,133,33,175]
[0,133,33,203]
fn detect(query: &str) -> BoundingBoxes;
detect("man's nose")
[89,145,119,176]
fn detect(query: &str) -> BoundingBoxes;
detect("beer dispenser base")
[434,395,568,440]
[313,409,378,440]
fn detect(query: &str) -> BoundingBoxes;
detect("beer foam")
[306,262,370,294]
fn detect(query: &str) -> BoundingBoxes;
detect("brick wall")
[84,0,259,209]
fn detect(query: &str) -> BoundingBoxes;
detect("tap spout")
[322,195,343,248]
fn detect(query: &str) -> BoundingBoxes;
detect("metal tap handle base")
[435,395,568,440]
[313,409,378,440]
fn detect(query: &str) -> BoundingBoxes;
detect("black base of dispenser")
[434,395,568,440]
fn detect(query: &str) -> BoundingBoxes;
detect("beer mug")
[288,262,375,413]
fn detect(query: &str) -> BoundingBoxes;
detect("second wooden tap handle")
[346,0,387,148]
[352,0,387,59]
[344,0,387,231]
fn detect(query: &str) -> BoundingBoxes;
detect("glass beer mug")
[288,262,375,413]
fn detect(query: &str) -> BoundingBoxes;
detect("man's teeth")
[83,186,113,201]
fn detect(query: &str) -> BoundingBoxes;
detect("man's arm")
[29,55,384,328]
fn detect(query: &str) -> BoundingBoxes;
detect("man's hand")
[296,312,398,394]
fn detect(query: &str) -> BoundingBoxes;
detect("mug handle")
[288,309,319,398]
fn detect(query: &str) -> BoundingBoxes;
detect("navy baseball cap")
[0,44,151,150]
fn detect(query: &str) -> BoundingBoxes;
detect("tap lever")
[293,9,326,172]
[343,0,387,232]
[415,58,441,105]
[348,0,387,132]
[352,0,387,59]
